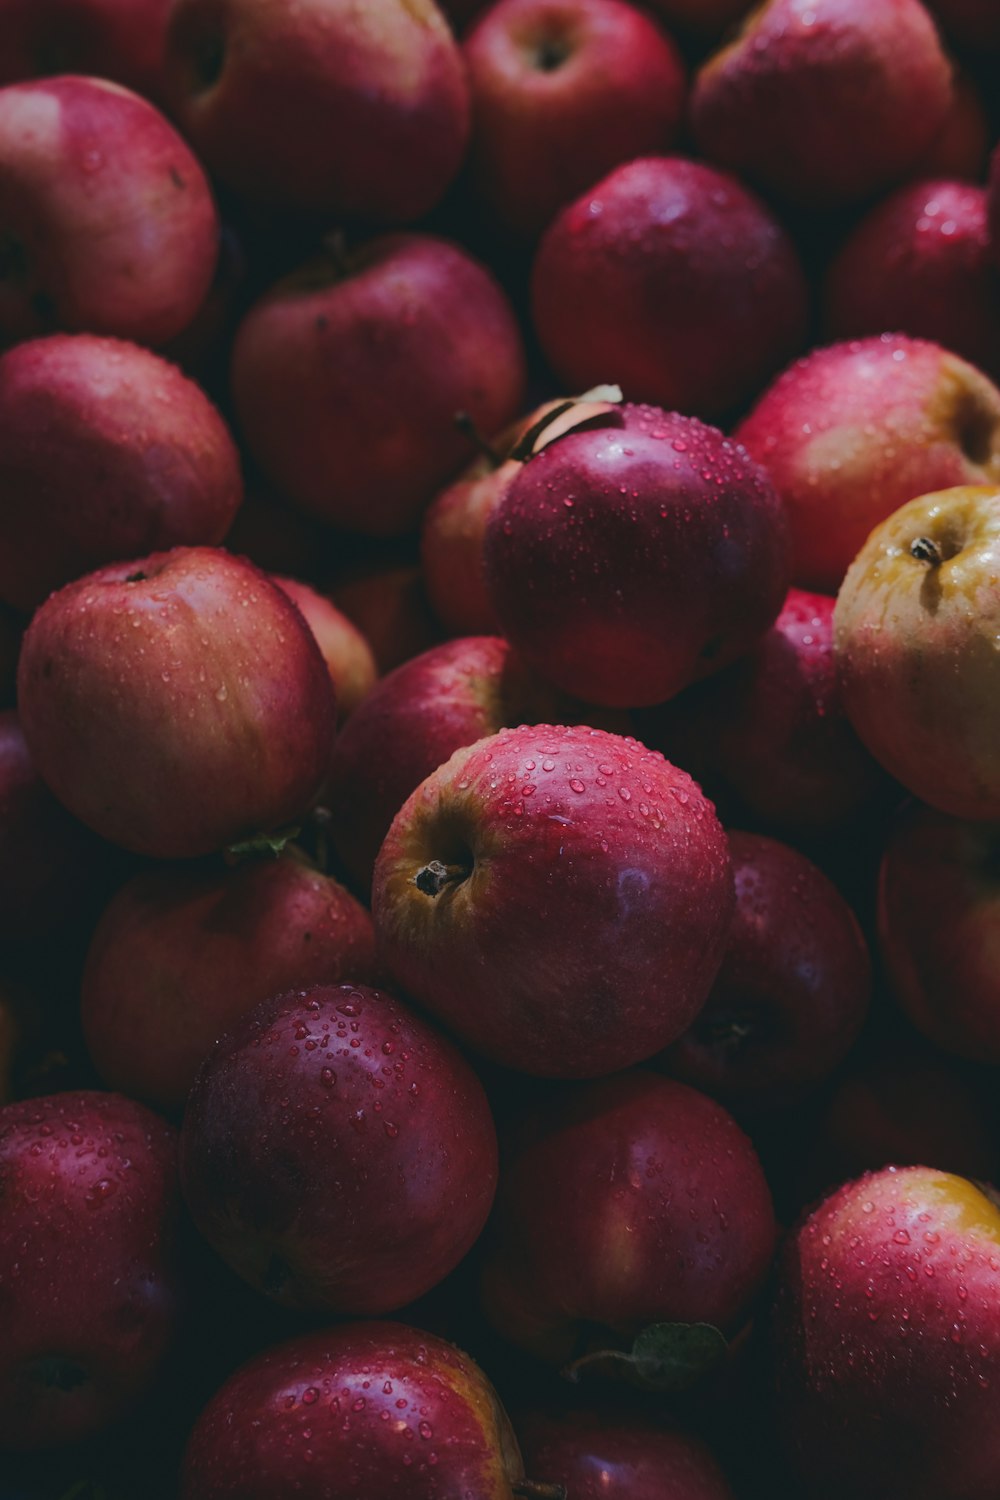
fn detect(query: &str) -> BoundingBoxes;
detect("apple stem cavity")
[414,858,471,897]
[454,409,503,469]
[910,536,944,567]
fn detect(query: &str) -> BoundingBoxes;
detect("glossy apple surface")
[517,1409,736,1499]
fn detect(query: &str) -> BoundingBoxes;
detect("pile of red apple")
[5,0,1000,1496]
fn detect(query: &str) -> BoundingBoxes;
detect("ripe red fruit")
[517,1409,737,1499]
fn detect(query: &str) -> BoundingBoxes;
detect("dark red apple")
[690,0,954,207]
[273,577,377,724]
[481,1071,776,1362]
[464,0,686,236]
[531,155,808,418]
[180,983,498,1314]
[774,1165,1000,1500]
[81,854,378,1115]
[373,723,734,1077]
[517,1409,737,1499]
[0,0,172,98]
[332,561,444,675]
[17,546,335,858]
[0,76,219,346]
[483,407,790,708]
[0,333,242,612]
[912,71,989,181]
[662,831,871,1109]
[164,0,469,221]
[0,1090,183,1451]
[231,234,526,536]
[180,1322,543,1500]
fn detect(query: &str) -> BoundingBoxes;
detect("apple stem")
[414,859,469,896]
[454,410,502,469]
[513,1484,567,1499]
[910,536,943,566]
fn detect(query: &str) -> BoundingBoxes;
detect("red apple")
[638,589,890,834]
[223,481,334,584]
[481,1071,776,1361]
[0,334,242,612]
[0,1090,183,1451]
[736,335,1000,594]
[17,546,335,858]
[662,831,871,1109]
[164,0,469,221]
[912,71,989,181]
[231,234,527,537]
[517,1409,737,1499]
[0,76,219,346]
[373,723,734,1077]
[531,155,808,418]
[180,1322,541,1500]
[825,181,1000,380]
[180,984,498,1314]
[878,801,1000,1062]
[463,0,686,236]
[328,634,626,893]
[834,483,1000,820]
[332,561,444,674]
[0,0,172,99]
[81,854,378,1115]
[273,577,377,724]
[690,0,954,207]
[774,1166,1000,1500]
[483,406,790,708]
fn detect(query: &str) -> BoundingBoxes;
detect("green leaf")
[562,1321,728,1394]
[224,825,301,863]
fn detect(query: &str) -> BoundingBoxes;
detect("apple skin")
[231,234,526,537]
[484,408,790,709]
[661,832,871,1110]
[81,855,378,1116]
[913,71,989,181]
[517,1409,736,1499]
[0,333,242,613]
[0,1090,183,1452]
[463,0,686,238]
[273,577,377,724]
[0,0,172,99]
[834,484,1000,821]
[481,1071,776,1362]
[180,1322,530,1500]
[736,335,1000,594]
[328,635,624,894]
[332,562,444,675]
[164,0,468,222]
[531,155,808,419]
[825,182,1000,381]
[690,0,953,208]
[17,546,335,859]
[773,1166,1000,1500]
[180,983,498,1315]
[878,802,1000,1062]
[0,76,219,346]
[637,589,889,835]
[373,723,734,1077]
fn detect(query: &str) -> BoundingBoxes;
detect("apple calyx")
[509,385,624,462]
[910,536,945,566]
[562,1322,728,1394]
[512,1483,567,1499]
[414,858,471,896]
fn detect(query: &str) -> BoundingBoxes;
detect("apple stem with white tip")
[910,536,943,566]
[414,859,470,896]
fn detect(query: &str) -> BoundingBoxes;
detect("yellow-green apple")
[180,1322,556,1500]
[332,561,444,674]
[328,635,624,894]
[0,1090,183,1450]
[179,984,498,1314]
[773,1165,1000,1500]
[879,801,1000,1061]
[638,589,889,834]
[517,1409,737,1499]
[231,234,526,537]
[0,0,172,98]
[0,75,219,346]
[373,723,734,1076]
[834,484,1000,820]
[463,0,686,237]
[483,407,790,708]
[481,1071,775,1362]
[662,831,871,1109]
[163,0,469,221]
[0,333,242,612]
[531,156,807,418]
[825,182,1000,380]
[272,577,377,724]
[690,0,954,207]
[17,546,335,858]
[736,335,1000,593]
[81,855,378,1115]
